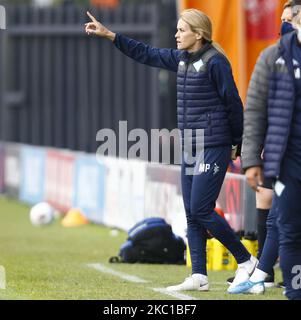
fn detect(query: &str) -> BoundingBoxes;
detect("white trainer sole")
[264,282,275,288]
[198,283,210,291]
[166,283,210,292]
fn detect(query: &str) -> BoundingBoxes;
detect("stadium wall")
[0,142,257,238]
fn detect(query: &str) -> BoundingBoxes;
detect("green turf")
[0,196,286,300]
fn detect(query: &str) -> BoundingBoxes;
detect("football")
[30,202,54,227]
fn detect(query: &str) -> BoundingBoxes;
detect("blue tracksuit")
[113,34,249,274]
[278,35,301,300]
[182,146,250,275]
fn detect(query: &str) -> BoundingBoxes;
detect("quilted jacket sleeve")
[242,45,277,170]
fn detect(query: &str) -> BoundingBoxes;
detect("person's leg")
[181,156,208,276]
[190,146,251,265]
[227,185,275,286]
[188,146,258,293]
[256,187,273,260]
[254,196,279,275]
[256,180,282,287]
[233,196,280,294]
[167,146,256,292]
[190,147,258,293]
[166,152,209,291]
[230,170,301,296]
[228,191,280,294]
[257,209,269,257]
[276,171,301,300]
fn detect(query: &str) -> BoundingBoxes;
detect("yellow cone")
[61,208,89,227]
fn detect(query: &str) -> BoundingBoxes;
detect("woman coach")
[85,8,257,293]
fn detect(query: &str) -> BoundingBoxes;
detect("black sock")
[257,208,275,280]
[257,208,269,260]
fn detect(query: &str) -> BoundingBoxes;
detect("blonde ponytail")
[211,41,227,57]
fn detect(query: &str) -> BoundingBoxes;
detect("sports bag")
[109,217,186,264]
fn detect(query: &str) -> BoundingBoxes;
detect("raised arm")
[85,12,183,72]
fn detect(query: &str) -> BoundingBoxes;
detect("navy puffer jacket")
[242,32,297,178]
[113,34,243,149]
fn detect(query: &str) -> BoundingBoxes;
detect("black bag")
[109,218,186,264]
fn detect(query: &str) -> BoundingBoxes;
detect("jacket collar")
[279,30,297,77]
[180,43,213,63]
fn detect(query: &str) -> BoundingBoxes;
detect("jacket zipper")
[183,63,189,128]
[275,54,296,178]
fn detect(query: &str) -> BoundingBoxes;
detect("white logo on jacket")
[275,56,301,79]
[275,57,285,65]
[193,58,204,72]
[275,57,300,66]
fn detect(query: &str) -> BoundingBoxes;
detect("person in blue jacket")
[227,0,294,290]
[229,0,301,300]
[85,8,258,292]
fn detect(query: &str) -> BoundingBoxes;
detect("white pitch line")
[86,263,199,300]
[87,263,148,283]
[152,288,199,300]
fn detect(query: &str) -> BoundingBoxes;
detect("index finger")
[87,11,97,23]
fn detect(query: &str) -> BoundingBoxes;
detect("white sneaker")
[249,282,265,294]
[228,280,265,294]
[227,256,258,293]
[166,274,209,292]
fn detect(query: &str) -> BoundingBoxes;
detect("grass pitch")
[0,196,285,300]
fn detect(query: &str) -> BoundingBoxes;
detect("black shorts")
[261,177,274,190]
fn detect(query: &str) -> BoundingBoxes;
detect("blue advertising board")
[73,155,106,224]
[19,146,46,204]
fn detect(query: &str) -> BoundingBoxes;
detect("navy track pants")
[181,146,250,275]
[276,165,301,300]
